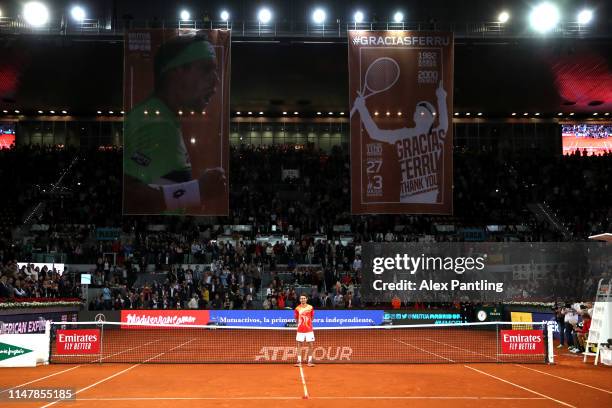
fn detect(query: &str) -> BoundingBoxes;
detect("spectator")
[13,279,27,298]
[212,293,222,309]
[345,292,353,308]
[333,292,343,308]
[277,292,286,309]
[201,286,210,306]
[554,303,566,349]
[571,312,592,353]
[391,295,402,309]
[263,296,271,310]
[102,284,112,310]
[563,305,578,350]
[0,275,12,298]
[188,294,199,309]
[352,255,362,272]
[223,293,232,309]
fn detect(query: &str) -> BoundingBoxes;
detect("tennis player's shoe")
[294,362,302,367]
[307,362,315,367]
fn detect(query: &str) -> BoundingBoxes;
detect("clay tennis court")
[562,135,611,155]
[47,323,551,364]
[2,323,611,408]
[1,354,611,408]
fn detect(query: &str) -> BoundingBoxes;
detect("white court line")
[39,364,141,408]
[465,365,575,408]
[297,364,309,399]
[74,396,547,401]
[53,339,162,363]
[425,338,500,362]
[393,338,455,362]
[77,397,302,400]
[0,366,81,394]
[515,364,612,394]
[91,339,161,363]
[313,396,546,400]
[40,338,196,408]
[142,339,196,363]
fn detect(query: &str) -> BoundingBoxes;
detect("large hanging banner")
[349,31,453,214]
[123,29,230,215]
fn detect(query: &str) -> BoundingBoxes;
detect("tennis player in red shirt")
[294,294,315,367]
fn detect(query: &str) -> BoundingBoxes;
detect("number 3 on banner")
[369,176,382,190]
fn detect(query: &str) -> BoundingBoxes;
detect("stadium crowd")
[0,144,610,309]
[562,124,612,138]
[0,261,81,300]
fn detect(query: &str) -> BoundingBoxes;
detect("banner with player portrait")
[349,31,453,214]
[123,29,230,215]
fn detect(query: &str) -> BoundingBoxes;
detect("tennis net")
[48,321,553,364]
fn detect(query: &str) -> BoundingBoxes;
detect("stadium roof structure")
[0,18,609,40]
[0,0,611,40]
[1,35,610,116]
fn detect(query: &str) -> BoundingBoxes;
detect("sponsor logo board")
[55,329,101,354]
[500,330,544,354]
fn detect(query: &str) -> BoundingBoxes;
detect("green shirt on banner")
[124,96,191,185]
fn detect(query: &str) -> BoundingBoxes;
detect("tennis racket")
[350,57,401,117]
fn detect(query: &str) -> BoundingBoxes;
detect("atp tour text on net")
[370,254,504,293]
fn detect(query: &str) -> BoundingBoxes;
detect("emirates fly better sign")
[500,330,544,354]
[55,329,101,354]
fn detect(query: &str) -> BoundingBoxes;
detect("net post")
[495,322,499,363]
[546,321,554,364]
[99,322,104,364]
[45,320,51,365]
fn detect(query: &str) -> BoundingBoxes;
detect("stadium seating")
[0,145,610,309]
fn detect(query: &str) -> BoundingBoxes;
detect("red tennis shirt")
[294,304,314,333]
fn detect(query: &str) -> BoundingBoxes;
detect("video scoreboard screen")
[562,123,611,156]
[0,124,15,149]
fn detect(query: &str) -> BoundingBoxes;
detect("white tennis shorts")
[296,331,315,342]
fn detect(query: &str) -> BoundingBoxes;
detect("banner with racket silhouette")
[349,31,453,214]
